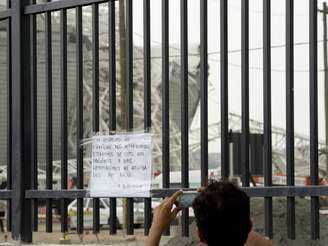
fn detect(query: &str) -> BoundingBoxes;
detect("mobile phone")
[178,191,197,208]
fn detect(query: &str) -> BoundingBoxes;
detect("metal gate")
[0,0,327,243]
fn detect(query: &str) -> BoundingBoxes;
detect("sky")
[131,0,328,148]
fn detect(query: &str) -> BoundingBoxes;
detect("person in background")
[146,181,272,246]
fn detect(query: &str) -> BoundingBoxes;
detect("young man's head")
[192,181,251,246]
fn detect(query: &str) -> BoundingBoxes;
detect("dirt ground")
[250,197,328,245]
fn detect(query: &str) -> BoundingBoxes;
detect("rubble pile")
[164,198,328,246]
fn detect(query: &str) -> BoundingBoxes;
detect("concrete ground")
[0,222,176,246]
[3,198,328,245]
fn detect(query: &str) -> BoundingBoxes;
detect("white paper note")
[90,133,152,197]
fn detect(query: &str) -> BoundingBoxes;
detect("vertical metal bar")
[11,0,32,242]
[45,8,53,233]
[232,133,241,176]
[108,0,117,235]
[200,0,208,187]
[249,135,256,173]
[324,4,328,178]
[91,3,100,234]
[92,5,99,147]
[241,0,250,187]
[60,8,68,234]
[220,0,229,179]
[125,0,134,235]
[181,0,189,237]
[30,0,38,232]
[162,0,170,236]
[125,1,133,128]
[286,0,295,239]
[143,0,152,236]
[309,0,319,240]
[6,0,12,231]
[162,0,169,192]
[76,6,84,235]
[263,0,273,239]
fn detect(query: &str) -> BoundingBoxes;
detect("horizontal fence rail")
[24,186,328,199]
[24,0,109,14]
[0,191,12,199]
[0,0,326,243]
[0,9,12,20]
[151,186,328,198]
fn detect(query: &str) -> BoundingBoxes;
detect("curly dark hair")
[192,181,251,246]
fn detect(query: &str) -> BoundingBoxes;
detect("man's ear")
[197,227,205,243]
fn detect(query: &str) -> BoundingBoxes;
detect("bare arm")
[146,225,163,246]
[246,231,273,246]
[145,191,182,246]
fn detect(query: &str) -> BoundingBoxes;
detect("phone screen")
[179,192,197,208]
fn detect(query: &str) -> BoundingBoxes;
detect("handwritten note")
[90,133,152,197]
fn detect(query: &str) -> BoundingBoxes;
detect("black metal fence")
[0,0,327,243]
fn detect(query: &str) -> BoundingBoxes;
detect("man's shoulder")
[246,231,273,246]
